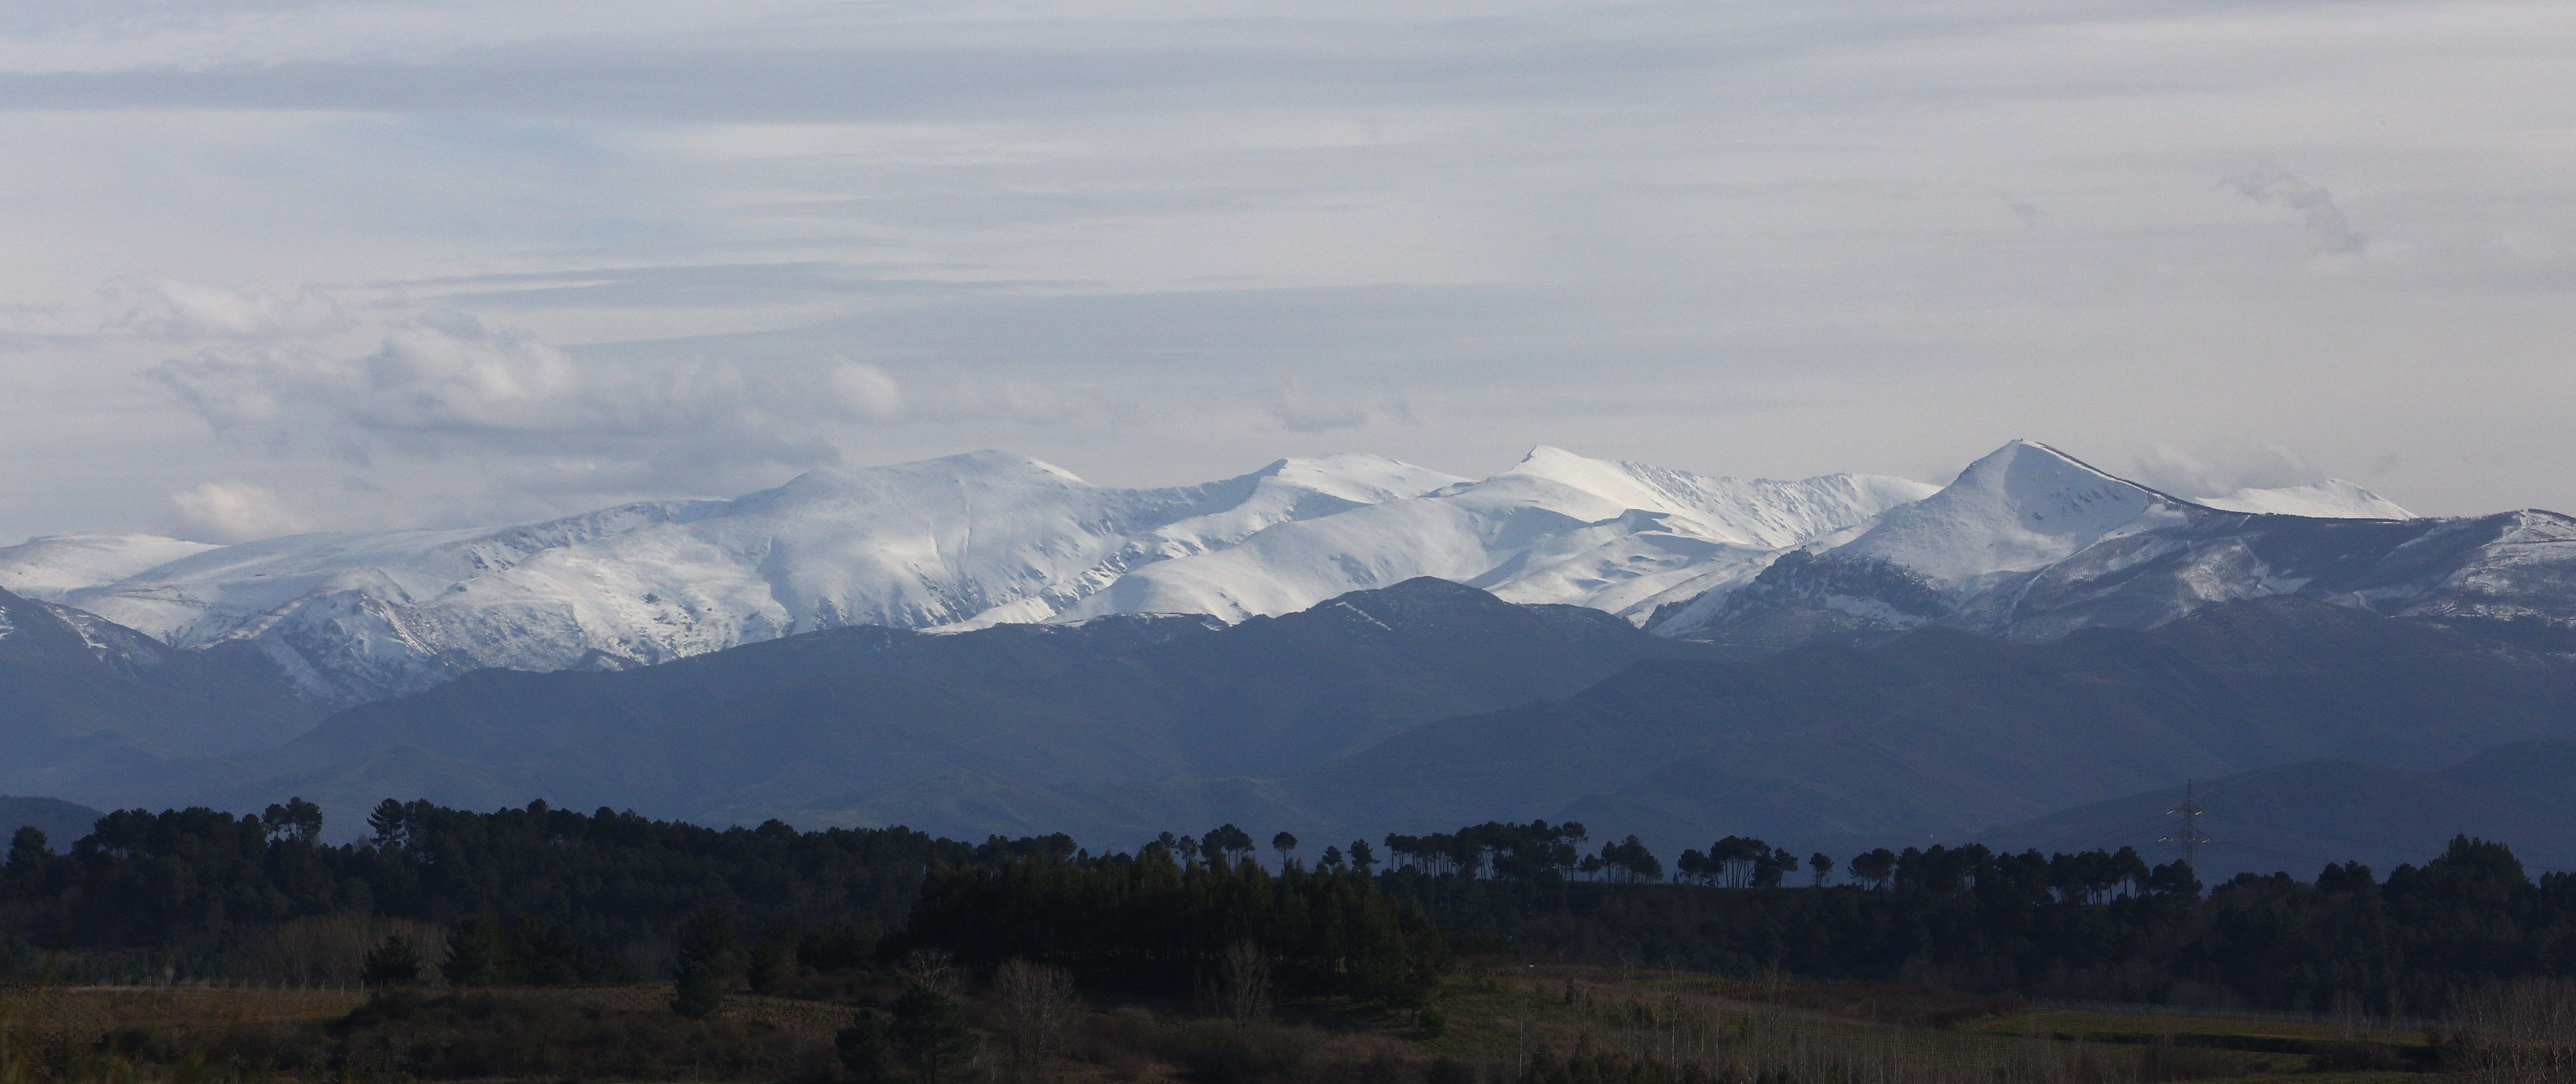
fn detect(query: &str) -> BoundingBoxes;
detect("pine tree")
[671,959,724,1019]
[891,983,979,1084]
[670,905,738,1018]
[361,935,423,986]
[839,1009,892,1083]
[747,934,795,993]
[442,917,518,986]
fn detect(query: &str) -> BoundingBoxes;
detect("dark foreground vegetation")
[5,801,2576,1081]
[1382,826,2576,1019]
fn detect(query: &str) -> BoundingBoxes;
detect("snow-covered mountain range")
[0,439,2509,708]
[1659,441,2576,646]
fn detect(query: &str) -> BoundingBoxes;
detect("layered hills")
[18,579,2573,869]
[0,584,317,802]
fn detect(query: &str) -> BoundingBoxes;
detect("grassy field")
[0,963,2471,1083]
[1407,963,2439,1082]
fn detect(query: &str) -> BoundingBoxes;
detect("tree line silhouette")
[7,802,2576,1016]
[1378,823,2574,1016]
[0,799,969,980]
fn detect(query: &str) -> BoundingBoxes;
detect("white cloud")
[827,358,903,421]
[169,480,308,543]
[2131,441,2321,500]
[1261,378,1406,434]
[103,277,349,340]
[146,309,914,488]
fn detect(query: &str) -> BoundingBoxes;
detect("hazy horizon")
[6,0,2572,543]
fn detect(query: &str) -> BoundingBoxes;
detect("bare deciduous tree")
[898,947,956,993]
[2451,978,2576,1083]
[1200,939,1271,1028]
[989,958,1079,1084]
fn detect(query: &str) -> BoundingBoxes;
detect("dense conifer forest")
[6,801,2575,1021]
[10,801,2576,1081]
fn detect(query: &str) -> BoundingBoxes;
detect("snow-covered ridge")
[1054,446,1936,625]
[1647,440,2563,646]
[0,440,2459,707]
[0,451,1469,703]
[0,532,220,602]
[2196,480,2413,519]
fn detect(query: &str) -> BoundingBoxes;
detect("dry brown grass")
[1407,962,2429,1083]
[0,962,2474,1084]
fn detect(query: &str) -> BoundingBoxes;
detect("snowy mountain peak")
[1501,446,1703,517]
[2197,479,2413,519]
[1966,439,2172,501]
[1835,440,2195,592]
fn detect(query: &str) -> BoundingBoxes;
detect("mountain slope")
[230,578,1709,833]
[1251,597,2576,855]
[0,795,105,849]
[0,585,316,800]
[255,587,2570,854]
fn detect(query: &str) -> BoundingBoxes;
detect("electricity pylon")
[2162,780,2212,871]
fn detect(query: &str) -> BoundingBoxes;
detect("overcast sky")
[3,0,2571,542]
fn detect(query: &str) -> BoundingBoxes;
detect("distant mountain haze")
[1260,596,2576,856]
[0,584,317,803]
[0,795,105,848]
[1982,740,2576,879]
[250,578,1699,823]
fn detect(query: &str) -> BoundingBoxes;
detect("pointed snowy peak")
[2198,480,2413,519]
[1955,440,2182,505]
[1834,440,2196,592]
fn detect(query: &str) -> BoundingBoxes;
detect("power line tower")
[2162,780,2212,871]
